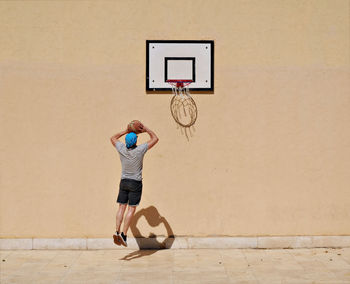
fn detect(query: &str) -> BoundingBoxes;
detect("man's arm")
[110,129,128,147]
[143,126,159,150]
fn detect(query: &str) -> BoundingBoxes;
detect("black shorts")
[117,179,142,206]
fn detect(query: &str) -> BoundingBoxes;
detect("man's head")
[125,132,137,148]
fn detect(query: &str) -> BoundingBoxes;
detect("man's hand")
[140,124,147,133]
[142,125,148,133]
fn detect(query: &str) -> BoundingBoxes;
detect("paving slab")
[0,248,349,283]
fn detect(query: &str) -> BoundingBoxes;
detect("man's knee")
[127,205,136,213]
[118,203,127,211]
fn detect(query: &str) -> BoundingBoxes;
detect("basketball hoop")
[166,79,193,89]
[166,80,197,128]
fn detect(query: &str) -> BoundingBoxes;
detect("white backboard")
[146,40,214,91]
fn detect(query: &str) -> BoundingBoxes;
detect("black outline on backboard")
[164,57,196,83]
[146,40,214,92]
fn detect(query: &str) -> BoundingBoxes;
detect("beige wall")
[0,0,349,238]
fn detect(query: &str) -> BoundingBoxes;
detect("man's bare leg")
[122,205,137,235]
[116,203,127,232]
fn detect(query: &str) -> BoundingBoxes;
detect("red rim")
[166,80,193,88]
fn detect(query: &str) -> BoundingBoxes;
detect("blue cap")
[125,132,137,148]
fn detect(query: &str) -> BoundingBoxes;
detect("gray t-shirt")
[116,141,148,181]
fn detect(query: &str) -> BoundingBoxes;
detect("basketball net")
[166,80,198,130]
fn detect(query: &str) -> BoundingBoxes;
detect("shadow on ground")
[121,206,175,261]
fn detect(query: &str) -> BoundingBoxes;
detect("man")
[110,124,159,247]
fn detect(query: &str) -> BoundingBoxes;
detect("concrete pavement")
[1,248,350,283]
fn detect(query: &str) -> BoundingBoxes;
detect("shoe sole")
[118,235,127,247]
[113,234,121,246]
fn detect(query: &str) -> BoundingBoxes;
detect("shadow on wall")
[176,123,196,141]
[170,92,198,141]
[120,206,175,261]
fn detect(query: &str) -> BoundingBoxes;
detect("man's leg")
[116,203,127,232]
[122,205,137,235]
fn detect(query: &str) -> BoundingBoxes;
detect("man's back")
[116,141,148,181]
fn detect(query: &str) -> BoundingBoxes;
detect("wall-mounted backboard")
[146,40,214,91]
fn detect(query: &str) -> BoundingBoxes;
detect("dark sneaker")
[113,231,121,246]
[119,232,127,247]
